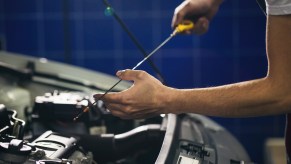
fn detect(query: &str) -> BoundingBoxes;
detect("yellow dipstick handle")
[173,21,194,35]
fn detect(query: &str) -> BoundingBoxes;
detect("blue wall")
[0,0,285,163]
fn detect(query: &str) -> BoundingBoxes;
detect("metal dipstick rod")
[73,21,194,121]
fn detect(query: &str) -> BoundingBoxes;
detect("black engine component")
[30,91,103,136]
[0,104,26,140]
[77,124,165,163]
[0,104,165,164]
[32,90,100,122]
[0,104,93,164]
[30,91,136,137]
[0,131,93,164]
[0,139,32,163]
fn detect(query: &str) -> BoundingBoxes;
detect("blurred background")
[0,0,285,163]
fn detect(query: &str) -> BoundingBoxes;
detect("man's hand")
[172,0,223,35]
[94,70,172,119]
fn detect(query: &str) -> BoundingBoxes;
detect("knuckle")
[136,71,147,80]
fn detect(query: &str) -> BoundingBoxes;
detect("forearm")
[166,78,285,117]
[164,15,291,117]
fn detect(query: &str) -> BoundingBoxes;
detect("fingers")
[192,17,209,35]
[104,102,132,119]
[116,69,148,81]
[173,15,209,35]
[175,17,209,35]
[93,69,160,119]
[171,0,211,35]
[93,92,124,104]
[171,0,190,29]
[106,103,158,119]
[106,104,131,119]
[94,70,148,102]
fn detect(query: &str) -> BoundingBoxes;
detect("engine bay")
[0,52,253,164]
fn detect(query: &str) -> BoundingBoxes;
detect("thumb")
[116,69,147,81]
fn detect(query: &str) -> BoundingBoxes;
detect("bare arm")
[165,15,291,117]
[95,15,291,119]
[94,9,291,119]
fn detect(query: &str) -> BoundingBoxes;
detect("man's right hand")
[172,0,223,35]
